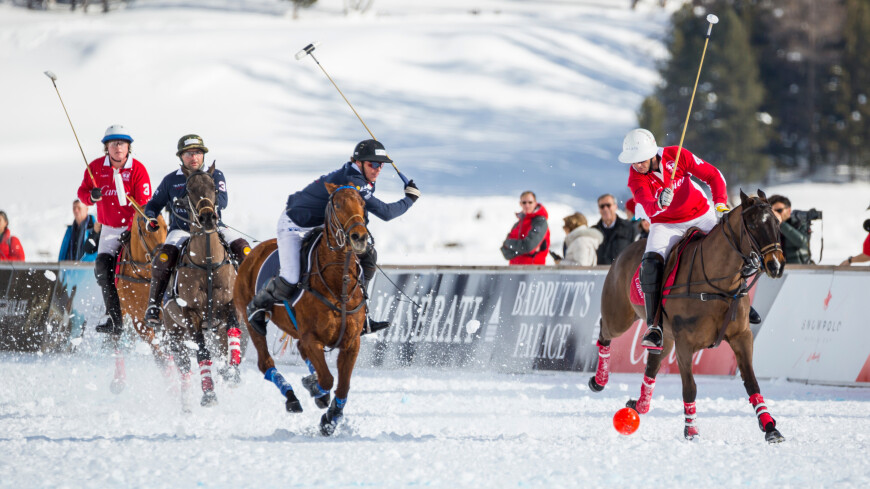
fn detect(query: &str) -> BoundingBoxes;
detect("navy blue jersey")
[144,167,228,232]
[286,162,413,227]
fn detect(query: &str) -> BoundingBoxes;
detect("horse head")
[182,162,218,232]
[737,189,785,278]
[324,182,369,255]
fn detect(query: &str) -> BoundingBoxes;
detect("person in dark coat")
[592,193,637,265]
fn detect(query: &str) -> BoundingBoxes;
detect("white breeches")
[645,207,718,259]
[96,225,126,255]
[276,212,314,284]
[163,226,243,249]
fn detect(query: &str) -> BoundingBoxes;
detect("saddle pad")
[629,229,702,306]
[253,229,323,307]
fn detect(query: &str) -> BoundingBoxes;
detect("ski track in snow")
[0,353,868,488]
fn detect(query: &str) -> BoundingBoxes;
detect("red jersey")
[0,229,25,261]
[77,156,151,229]
[507,204,551,265]
[628,146,727,224]
[863,234,870,256]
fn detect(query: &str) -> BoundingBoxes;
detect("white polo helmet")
[618,128,657,164]
[101,124,133,144]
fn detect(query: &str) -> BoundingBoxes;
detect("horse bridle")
[721,200,782,274]
[184,170,217,231]
[324,185,366,251]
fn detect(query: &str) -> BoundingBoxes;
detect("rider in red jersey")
[77,125,152,335]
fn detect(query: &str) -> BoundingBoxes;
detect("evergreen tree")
[650,1,768,184]
[638,95,667,143]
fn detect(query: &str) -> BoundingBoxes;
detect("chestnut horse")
[592,190,786,443]
[162,163,242,409]
[233,182,368,436]
[111,213,169,392]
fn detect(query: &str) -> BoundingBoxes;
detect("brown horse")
[593,190,786,443]
[233,182,368,436]
[162,163,242,409]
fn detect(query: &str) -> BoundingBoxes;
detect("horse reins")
[117,216,161,284]
[663,200,781,348]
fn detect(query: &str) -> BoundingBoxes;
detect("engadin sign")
[362,268,606,372]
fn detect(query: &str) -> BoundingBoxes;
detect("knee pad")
[152,244,179,270]
[640,252,665,292]
[229,238,251,259]
[94,253,115,287]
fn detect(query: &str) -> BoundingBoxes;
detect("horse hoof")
[588,377,605,392]
[285,391,304,413]
[302,374,331,409]
[319,412,343,436]
[109,379,125,395]
[684,427,700,440]
[220,365,241,387]
[201,391,218,407]
[625,399,638,410]
[765,428,785,444]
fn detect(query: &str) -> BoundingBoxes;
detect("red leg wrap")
[594,341,611,387]
[199,360,214,392]
[113,349,126,383]
[227,327,242,366]
[750,393,775,431]
[635,375,656,414]
[684,402,700,438]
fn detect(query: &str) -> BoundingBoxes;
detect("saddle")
[629,228,705,306]
[253,227,325,305]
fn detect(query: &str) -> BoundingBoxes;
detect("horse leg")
[170,333,192,413]
[194,329,218,407]
[626,337,672,414]
[729,328,785,443]
[588,339,611,392]
[320,342,360,436]
[219,304,242,387]
[245,314,303,412]
[300,339,333,410]
[675,341,699,440]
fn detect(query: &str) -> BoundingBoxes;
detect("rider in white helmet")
[619,128,735,352]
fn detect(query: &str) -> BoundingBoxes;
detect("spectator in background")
[592,193,636,264]
[59,199,99,262]
[0,210,25,261]
[501,191,550,265]
[769,195,817,264]
[839,204,870,266]
[553,212,603,266]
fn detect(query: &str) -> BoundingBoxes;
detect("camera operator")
[839,209,870,266]
[769,195,821,264]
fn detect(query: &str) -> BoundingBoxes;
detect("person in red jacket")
[501,191,550,265]
[76,125,152,335]
[0,211,25,261]
[618,128,730,352]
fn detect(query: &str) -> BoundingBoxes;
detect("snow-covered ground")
[0,353,868,488]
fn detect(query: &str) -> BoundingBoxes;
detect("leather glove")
[715,203,730,218]
[404,180,421,202]
[657,187,673,209]
[90,187,102,203]
[146,219,160,233]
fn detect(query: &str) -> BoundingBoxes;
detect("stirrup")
[95,317,122,335]
[641,325,663,352]
[362,317,391,336]
[144,305,162,327]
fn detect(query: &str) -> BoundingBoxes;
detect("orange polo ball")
[613,407,640,435]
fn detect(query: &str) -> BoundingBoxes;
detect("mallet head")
[294,42,321,60]
[706,14,719,24]
[44,71,58,81]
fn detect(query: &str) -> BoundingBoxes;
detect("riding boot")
[94,253,124,335]
[359,246,390,336]
[229,238,251,267]
[639,252,665,353]
[246,276,298,336]
[749,306,762,325]
[144,245,179,329]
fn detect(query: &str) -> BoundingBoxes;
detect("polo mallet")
[295,42,410,185]
[44,70,149,220]
[670,14,719,184]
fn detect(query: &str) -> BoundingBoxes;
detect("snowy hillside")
[1,0,866,264]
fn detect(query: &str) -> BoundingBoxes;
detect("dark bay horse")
[233,182,368,436]
[162,163,242,409]
[593,190,786,443]
[112,213,168,392]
